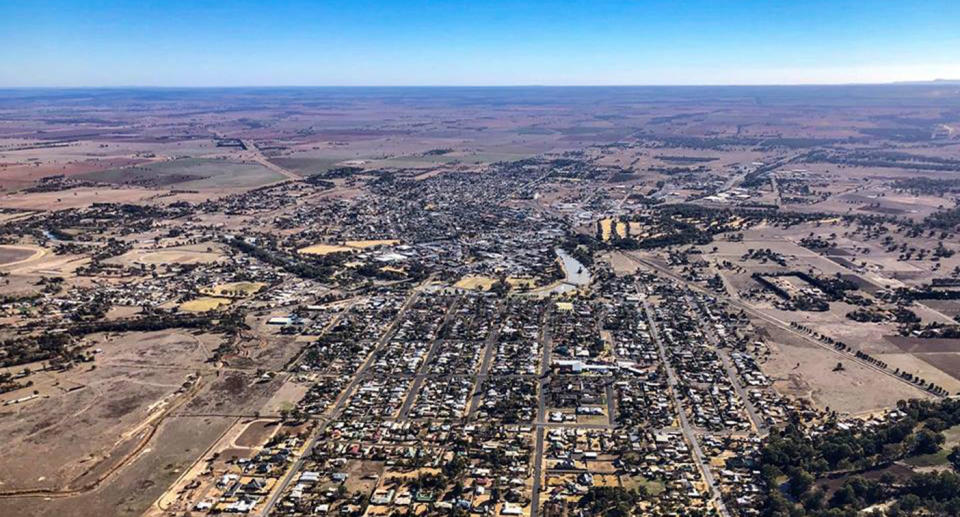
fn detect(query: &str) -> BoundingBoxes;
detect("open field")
[754,315,930,414]
[0,187,161,210]
[0,248,85,277]
[297,243,353,255]
[0,244,44,267]
[454,275,497,291]
[344,239,400,248]
[0,330,214,497]
[81,158,285,189]
[2,415,235,517]
[178,297,232,312]
[109,245,226,267]
[201,281,266,297]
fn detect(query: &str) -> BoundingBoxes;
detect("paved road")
[466,301,506,420]
[530,305,553,517]
[623,252,932,399]
[531,427,545,516]
[284,298,359,372]
[398,297,462,420]
[605,381,618,428]
[721,171,746,192]
[686,294,767,435]
[770,173,782,206]
[716,345,767,434]
[257,289,423,516]
[642,298,731,517]
[241,139,302,182]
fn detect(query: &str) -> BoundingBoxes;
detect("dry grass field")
[297,243,353,255]
[0,244,44,266]
[201,281,266,298]
[344,239,400,248]
[0,187,160,211]
[759,322,930,414]
[80,158,286,190]
[454,275,497,291]
[109,244,226,268]
[178,297,232,312]
[0,330,215,497]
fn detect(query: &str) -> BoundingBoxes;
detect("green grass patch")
[622,476,665,496]
[903,449,950,467]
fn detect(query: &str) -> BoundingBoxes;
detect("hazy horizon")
[2,0,959,88]
[1,80,959,91]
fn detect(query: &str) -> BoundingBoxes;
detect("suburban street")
[642,298,731,517]
[257,289,424,517]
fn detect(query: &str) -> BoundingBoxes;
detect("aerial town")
[2,85,960,517]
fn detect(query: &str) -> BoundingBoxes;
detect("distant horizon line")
[1,79,959,90]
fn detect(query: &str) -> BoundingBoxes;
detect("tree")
[910,429,945,456]
[948,446,960,472]
[577,487,640,517]
[787,467,815,499]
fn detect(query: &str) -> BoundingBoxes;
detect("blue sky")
[1,0,958,87]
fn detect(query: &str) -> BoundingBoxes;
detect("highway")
[240,139,302,182]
